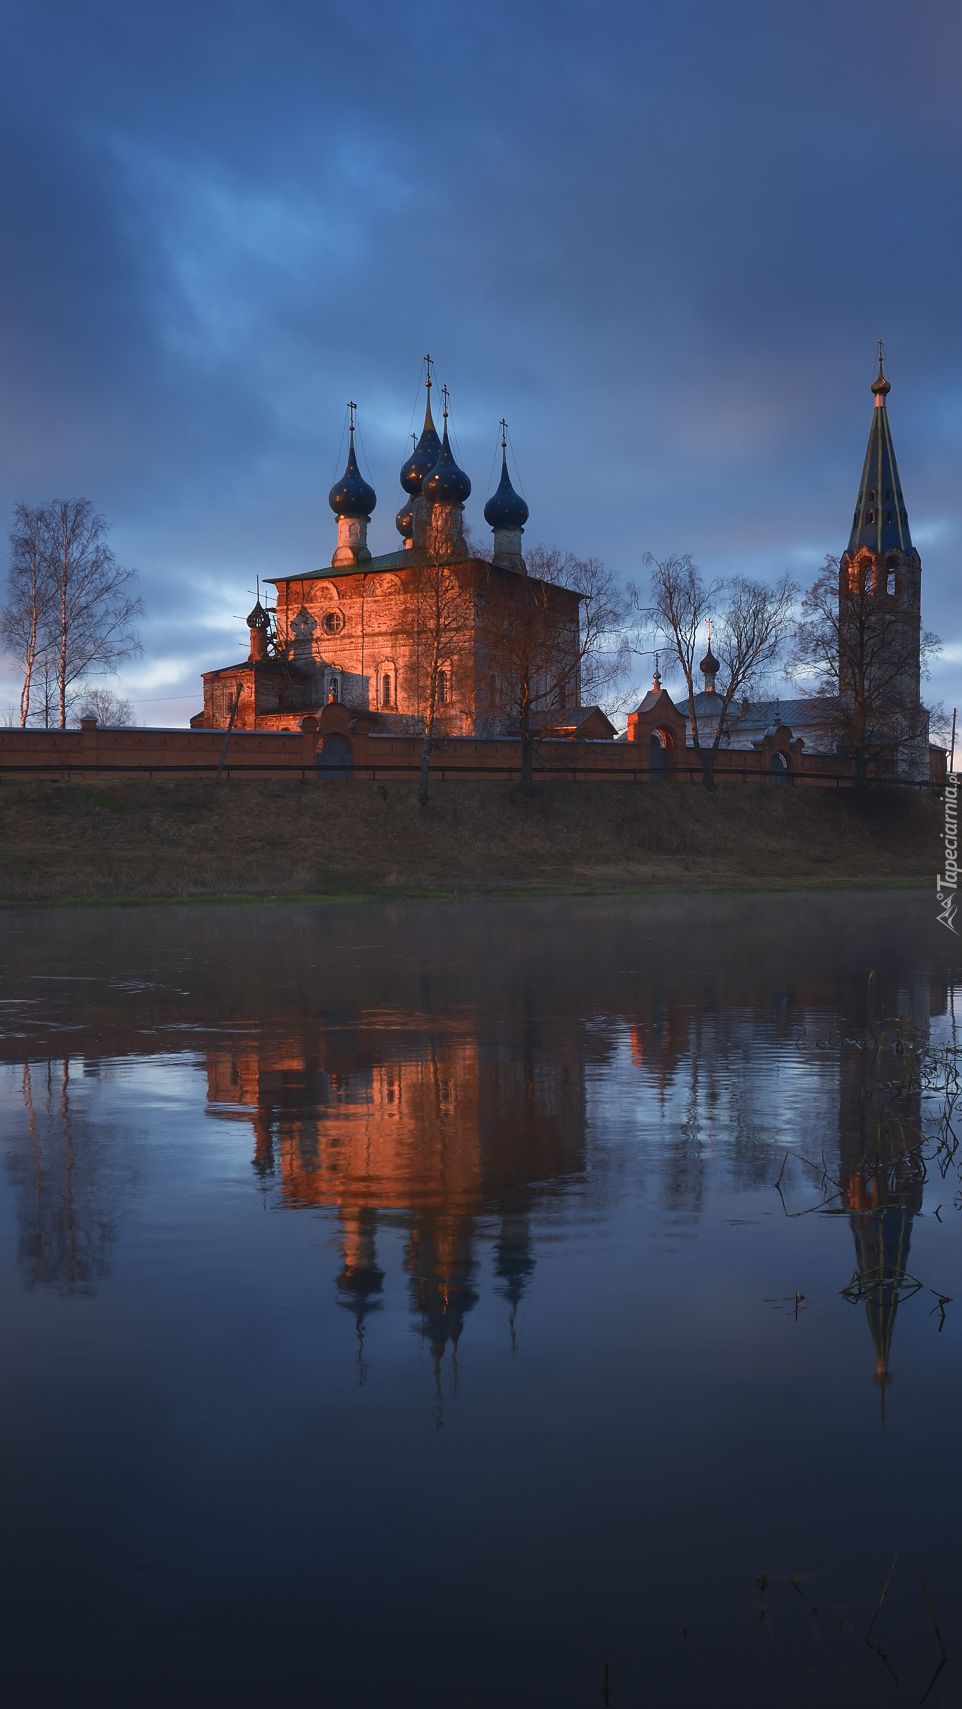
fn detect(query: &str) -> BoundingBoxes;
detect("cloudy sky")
[1,0,959,726]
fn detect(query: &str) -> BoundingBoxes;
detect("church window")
[436,669,449,705]
[853,511,860,528]
[329,677,339,700]
[868,489,876,501]
[381,674,392,708]
[885,490,892,500]
[866,510,874,523]
[886,511,893,524]
[322,609,344,635]
[887,571,896,595]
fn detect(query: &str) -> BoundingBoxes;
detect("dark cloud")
[1,0,960,721]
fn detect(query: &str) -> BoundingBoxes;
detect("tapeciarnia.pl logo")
[937,773,958,933]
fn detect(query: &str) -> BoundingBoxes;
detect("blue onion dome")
[484,450,529,528]
[396,498,414,539]
[422,424,471,503]
[400,392,443,495]
[329,431,376,518]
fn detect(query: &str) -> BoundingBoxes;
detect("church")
[195,364,595,741]
[194,354,936,783]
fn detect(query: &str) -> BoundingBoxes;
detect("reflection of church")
[205,1016,587,1376]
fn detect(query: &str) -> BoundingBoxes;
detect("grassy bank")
[0,775,942,904]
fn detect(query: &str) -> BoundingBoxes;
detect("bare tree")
[1,504,57,726]
[46,501,143,729]
[634,553,796,789]
[789,554,939,788]
[73,687,135,727]
[480,549,626,797]
[2,500,143,730]
[403,559,474,807]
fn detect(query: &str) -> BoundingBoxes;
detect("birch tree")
[789,554,939,788]
[1,505,56,726]
[1,500,143,729]
[635,553,796,789]
[480,550,625,797]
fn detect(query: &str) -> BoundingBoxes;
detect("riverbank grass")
[0,776,940,903]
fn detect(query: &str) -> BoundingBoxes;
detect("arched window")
[381,674,392,708]
[329,677,339,701]
[770,750,789,782]
[649,729,668,778]
[887,571,896,595]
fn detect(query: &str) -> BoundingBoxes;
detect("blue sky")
[1,0,960,726]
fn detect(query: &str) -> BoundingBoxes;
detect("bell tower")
[839,349,927,778]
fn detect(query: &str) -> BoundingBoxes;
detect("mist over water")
[0,894,959,1708]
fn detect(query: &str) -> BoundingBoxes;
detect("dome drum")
[485,451,529,574]
[329,431,376,568]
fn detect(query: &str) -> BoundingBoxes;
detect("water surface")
[1,895,959,1708]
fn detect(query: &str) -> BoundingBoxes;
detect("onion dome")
[400,385,443,495]
[396,498,414,539]
[871,350,891,398]
[329,429,376,519]
[422,423,471,503]
[484,448,529,529]
[699,642,720,678]
[247,599,270,630]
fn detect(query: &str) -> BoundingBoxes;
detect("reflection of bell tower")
[844,1198,920,1418]
[335,1208,385,1386]
[837,1013,924,1416]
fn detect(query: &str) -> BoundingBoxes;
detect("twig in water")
[929,1291,952,1332]
[918,1569,948,1706]
[865,1551,898,1645]
[919,1569,947,1660]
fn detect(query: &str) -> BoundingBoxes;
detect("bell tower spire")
[847,345,911,557]
[839,350,926,779]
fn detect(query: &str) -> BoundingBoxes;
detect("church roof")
[846,353,913,557]
[676,694,834,728]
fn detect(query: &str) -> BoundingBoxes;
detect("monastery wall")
[0,703,945,783]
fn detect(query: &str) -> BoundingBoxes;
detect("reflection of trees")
[7,1061,121,1294]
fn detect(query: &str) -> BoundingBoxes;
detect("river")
[0,894,958,1707]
